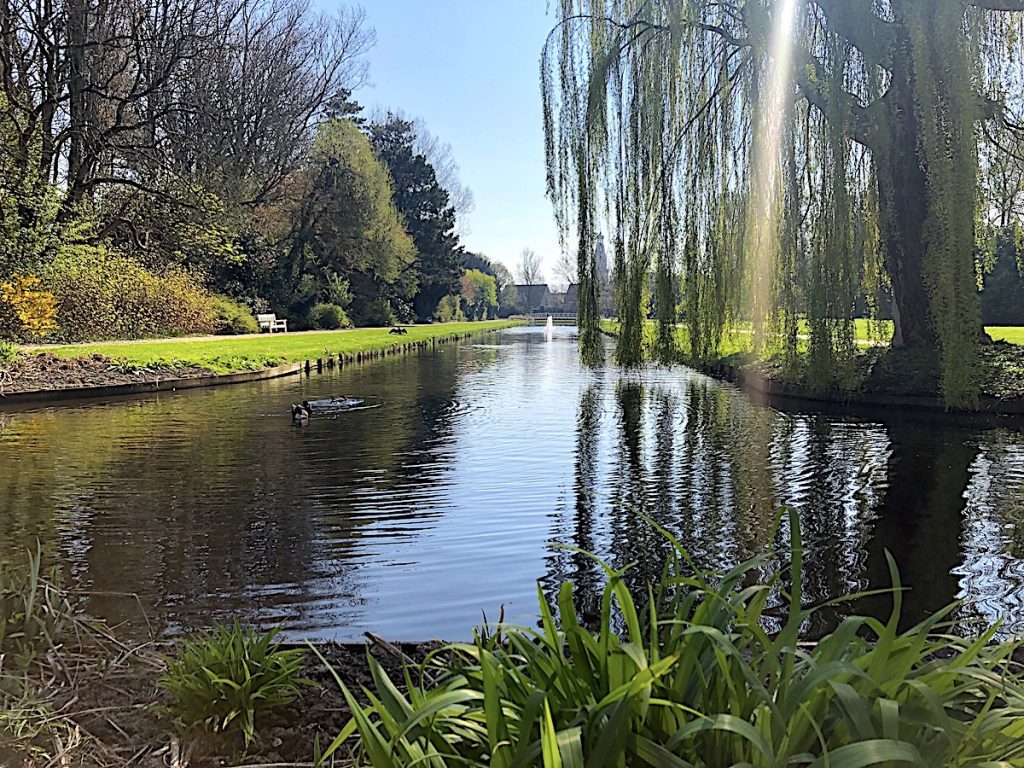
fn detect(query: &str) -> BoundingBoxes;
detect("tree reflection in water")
[554,371,1024,636]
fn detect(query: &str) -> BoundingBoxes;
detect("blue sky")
[350,0,563,281]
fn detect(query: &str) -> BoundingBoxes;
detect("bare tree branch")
[808,0,896,67]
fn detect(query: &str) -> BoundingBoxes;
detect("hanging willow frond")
[543,0,1024,404]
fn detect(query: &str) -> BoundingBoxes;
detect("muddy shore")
[0,353,215,396]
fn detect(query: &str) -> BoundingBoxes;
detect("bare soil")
[0,353,215,395]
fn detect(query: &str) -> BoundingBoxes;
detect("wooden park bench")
[257,313,288,333]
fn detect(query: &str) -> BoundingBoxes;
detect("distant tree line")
[0,0,477,341]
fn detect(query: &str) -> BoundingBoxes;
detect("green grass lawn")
[605,318,1023,352]
[988,326,1024,345]
[31,320,519,374]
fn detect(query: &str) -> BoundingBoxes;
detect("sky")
[339,0,564,283]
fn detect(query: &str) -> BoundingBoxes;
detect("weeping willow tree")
[543,0,1024,403]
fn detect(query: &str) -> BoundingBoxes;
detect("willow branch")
[740,3,876,148]
[809,0,896,68]
[545,11,750,51]
[793,54,876,149]
[969,0,1024,10]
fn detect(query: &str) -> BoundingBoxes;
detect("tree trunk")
[875,35,938,351]
[66,0,89,203]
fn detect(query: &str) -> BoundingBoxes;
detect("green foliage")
[459,269,498,320]
[0,341,17,368]
[212,295,259,335]
[159,621,310,745]
[327,512,1024,767]
[433,295,466,324]
[110,188,244,275]
[279,119,417,327]
[980,229,1024,326]
[0,547,71,696]
[311,303,352,330]
[353,297,397,328]
[42,244,218,341]
[0,147,65,276]
[0,694,61,765]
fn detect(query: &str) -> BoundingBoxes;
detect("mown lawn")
[988,326,1024,345]
[31,320,519,373]
[605,318,1023,352]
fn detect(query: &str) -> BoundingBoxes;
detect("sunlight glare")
[747,0,799,345]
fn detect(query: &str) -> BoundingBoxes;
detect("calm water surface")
[2,326,1024,639]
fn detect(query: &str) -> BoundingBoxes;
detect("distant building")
[514,284,554,313]
[595,234,610,286]
[562,283,578,314]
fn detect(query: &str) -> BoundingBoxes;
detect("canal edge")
[0,325,520,409]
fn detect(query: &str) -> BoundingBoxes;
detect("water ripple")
[2,326,1024,639]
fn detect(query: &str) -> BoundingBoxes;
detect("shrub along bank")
[3,512,1023,767]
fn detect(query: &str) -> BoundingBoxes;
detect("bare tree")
[161,1,374,207]
[554,250,577,288]
[412,120,475,236]
[516,247,543,286]
[0,0,374,235]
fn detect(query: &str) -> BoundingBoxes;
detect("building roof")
[514,284,552,309]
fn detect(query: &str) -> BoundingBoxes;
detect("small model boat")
[291,396,380,422]
[305,396,365,411]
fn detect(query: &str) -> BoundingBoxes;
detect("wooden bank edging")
[703,361,1024,417]
[0,326,514,408]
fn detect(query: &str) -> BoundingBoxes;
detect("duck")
[291,401,311,423]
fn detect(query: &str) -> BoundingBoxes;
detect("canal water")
[1,326,1023,640]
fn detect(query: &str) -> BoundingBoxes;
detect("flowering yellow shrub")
[42,245,217,341]
[0,275,59,341]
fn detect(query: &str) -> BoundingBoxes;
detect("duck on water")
[292,396,367,423]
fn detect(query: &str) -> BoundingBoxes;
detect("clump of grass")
[159,621,311,745]
[0,690,79,765]
[323,511,1024,767]
[0,341,17,368]
[0,548,76,764]
[0,546,71,695]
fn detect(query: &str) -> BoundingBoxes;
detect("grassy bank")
[601,319,1024,404]
[603,319,1024,356]
[27,320,519,374]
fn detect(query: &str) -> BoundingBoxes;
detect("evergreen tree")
[980,228,1024,326]
[368,115,465,321]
